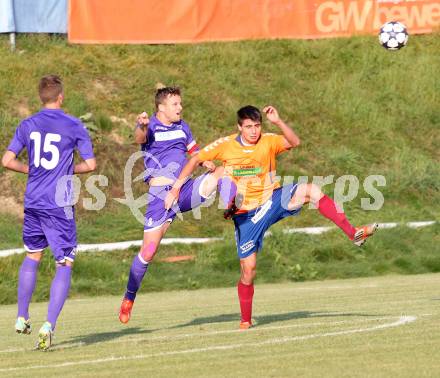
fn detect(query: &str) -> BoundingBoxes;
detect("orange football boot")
[239,321,253,330]
[119,298,134,324]
[353,223,378,246]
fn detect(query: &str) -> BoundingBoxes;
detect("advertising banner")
[68,0,440,44]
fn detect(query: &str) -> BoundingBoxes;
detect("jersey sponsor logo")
[251,199,273,224]
[242,149,254,153]
[240,240,255,254]
[232,167,262,177]
[155,126,169,131]
[154,130,186,142]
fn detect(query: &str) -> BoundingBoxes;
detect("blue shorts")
[232,183,301,259]
[23,207,77,263]
[144,174,211,232]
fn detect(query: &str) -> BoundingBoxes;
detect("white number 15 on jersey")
[30,131,61,170]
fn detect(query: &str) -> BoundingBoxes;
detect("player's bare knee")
[308,183,323,204]
[27,252,43,262]
[199,173,218,198]
[241,265,256,284]
[140,241,158,262]
[241,271,255,285]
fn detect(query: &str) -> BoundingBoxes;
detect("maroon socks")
[317,195,356,239]
[237,281,254,323]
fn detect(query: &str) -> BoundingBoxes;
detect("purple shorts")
[23,207,77,263]
[144,174,211,232]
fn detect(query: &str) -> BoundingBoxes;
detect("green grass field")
[0,273,439,377]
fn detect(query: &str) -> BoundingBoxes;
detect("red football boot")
[119,298,134,324]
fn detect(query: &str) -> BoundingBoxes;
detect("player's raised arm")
[263,105,300,149]
[134,112,149,144]
[1,150,29,174]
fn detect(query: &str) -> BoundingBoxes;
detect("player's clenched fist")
[262,105,280,125]
[137,112,149,127]
[201,160,216,172]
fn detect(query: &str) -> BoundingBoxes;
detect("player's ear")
[237,123,242,132]
[58,92,64,105]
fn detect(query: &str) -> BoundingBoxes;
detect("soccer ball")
[379,21,408,50]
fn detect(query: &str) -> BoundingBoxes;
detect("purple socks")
[125,255,149,301]
[17,257,39,319]
[218,177,237,208]
[47,265,72,329]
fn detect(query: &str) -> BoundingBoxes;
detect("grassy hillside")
[0,33,439,247]
[0,34,438,302]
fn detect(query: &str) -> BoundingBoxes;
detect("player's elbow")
[87,158,97,172]
[134,135,146,144]
[1,155,7,168]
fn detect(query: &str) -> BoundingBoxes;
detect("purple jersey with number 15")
[7,108,94,209]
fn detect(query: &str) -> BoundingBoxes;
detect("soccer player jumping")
[118,87,233,323]
[166,105,378,329]
[2,75,96,350]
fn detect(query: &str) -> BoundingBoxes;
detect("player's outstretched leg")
[288,183,378,246]
[119,253,148,324]
[37,264,72,350]
[16,253,41,334]
[119,225,168,324]
[238,253,257,329]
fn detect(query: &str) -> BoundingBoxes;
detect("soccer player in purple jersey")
[1,75,96,350]
[118,86,234,323]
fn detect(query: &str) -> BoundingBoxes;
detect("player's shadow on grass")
[58,327,154,348]
[170,311,379,329]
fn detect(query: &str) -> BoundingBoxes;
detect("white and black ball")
[379,21,409,51]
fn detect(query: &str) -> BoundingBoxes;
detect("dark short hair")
[38,75,63,104]
[237,105,262,126]
[155,86,181,109]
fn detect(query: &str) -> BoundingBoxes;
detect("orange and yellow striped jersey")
[198,133,288,211]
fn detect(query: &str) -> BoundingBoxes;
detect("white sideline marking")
[0,316,395,354]
[0,316,416,372]
[87,315,401,346]
[407,221,436,228]
[283,226,333,235]
[0,238,221,258]
[0,220,436,258]
[0,315,391,354]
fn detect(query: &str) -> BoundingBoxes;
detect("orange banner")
[68,0,440,44]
